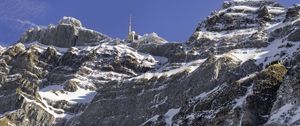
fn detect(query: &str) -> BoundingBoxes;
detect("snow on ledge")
[58,16,82,27]
[164,108,181,126]
[131,58,206,81]
[141,115,160,125]
[39,85,97,104]
[267,103,300,125]
[226,38,300,68]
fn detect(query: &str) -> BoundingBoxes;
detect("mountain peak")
[223,0,280,9]
[232,0,273,2]
[19,17,110,48]
[137,32,168,45]
[58,16,83,27]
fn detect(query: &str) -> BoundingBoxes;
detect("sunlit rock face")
[1,0,300,126]
[19,17,111,48]
[187,0,286,59]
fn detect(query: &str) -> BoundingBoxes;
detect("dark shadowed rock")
[288,29,300,42]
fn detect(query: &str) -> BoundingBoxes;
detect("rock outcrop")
[19,17,111,48]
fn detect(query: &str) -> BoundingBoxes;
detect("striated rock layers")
[19,17,111,48]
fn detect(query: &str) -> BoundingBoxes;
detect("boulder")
[64,80,79,92]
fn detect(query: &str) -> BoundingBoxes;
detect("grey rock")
[59,17,82,27]
[288,28,300,42]
[67,56,259,126]
[19,17,110,48]
[284,5,300,22]
[64,80,78,92]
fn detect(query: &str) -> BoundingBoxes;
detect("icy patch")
[39,85,97,104]
[164,108,181,126]
[267,103,300,125]
[236,72,258,84]
[226,38,300,68]
[267,6,286,14]
[254,39,300,67]
[225,49,259,63]
[194,83,228,100]
[267,17,300,33]
[232,84,254,109]
[141,115,160,125]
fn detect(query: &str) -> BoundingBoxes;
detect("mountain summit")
[0,0,300,126]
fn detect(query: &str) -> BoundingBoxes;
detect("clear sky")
[0,0,297,46]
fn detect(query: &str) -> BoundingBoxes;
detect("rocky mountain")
[0,0,300,126]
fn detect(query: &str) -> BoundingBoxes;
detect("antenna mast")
[129,15,132,34]
[127,14,138,42]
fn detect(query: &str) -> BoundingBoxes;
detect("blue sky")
[0,0,297,46]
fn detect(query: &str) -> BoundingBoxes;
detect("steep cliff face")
[0,0,300,126]
[0,38,162,125]
[19,17,111,48]
[188,0,286,58]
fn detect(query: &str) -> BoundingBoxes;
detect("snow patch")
[195,28,257,42]
[226,49,259,63]
[226,38,300,68]
[194,83,228,100]
[164,108,181,126]
[232,84,254,109]
[39,85,97,104]
[132,59,206,80]
[141,115,160,125]
[236,72,258,84]
[267,103,300,124]
[97,43,158,68]
[230,5,258,11]
[19,92,69,118]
